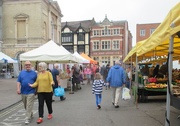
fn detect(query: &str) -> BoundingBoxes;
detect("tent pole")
[69,60,74,94]
[165,35,173,126]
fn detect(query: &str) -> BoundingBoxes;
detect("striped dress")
[92,79,105,94]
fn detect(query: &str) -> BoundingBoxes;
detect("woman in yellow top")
[29,62,54,124]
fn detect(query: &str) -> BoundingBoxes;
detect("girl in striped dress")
[92,72,106,109]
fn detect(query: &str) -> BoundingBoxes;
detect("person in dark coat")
[51,64,66,101]
[153,64,160,78]
[72,64,80,92]
[103,64,110,89]
[142,64,149,85]
[159,62,168,78]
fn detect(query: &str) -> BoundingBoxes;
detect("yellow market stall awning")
[137,2,180,58]
[123,40,145,63]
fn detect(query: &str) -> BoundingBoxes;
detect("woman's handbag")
[54,86,65,97]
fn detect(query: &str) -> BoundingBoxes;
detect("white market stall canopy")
[72,52,90,64]
[20,40,77,63]
[0,52,17,63]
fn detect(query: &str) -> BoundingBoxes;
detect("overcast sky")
[57,0,180,46]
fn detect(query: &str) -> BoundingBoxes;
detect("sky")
[57,0,180,68]
[57,0,179,46]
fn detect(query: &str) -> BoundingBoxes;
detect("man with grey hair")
[106,60,126,108]
[51,63,66,101]
[17,61,37,124]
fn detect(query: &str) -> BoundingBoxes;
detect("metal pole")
[165,36,173,126]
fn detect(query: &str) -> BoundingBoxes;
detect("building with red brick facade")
[61,16,132,66]
[136,23,160,42]
[90,16,132,66]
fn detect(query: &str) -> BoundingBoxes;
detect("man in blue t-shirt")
[17,61,37,124]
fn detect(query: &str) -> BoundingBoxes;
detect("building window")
[106,29,111,35]
[102,30,105,35]
[93,30,99,36]
[113,40,119,50]
[78,33,85,41]
[101,56,110,64]
[14,13,29,44]
[140,29,145,36]
[17,20,26,39]
[113,29,120,35]
[150,28,155,35]
[93,41,99,50]
[62,33,73,42]
[101,41,110,50]
[102,27,111,36]
[63,45,73,53]
[78,45,85,53]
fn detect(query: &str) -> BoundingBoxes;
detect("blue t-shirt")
[17,70,37,94]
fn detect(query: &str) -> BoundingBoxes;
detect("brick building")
[91,16,132,66]
[62,16,132,66]
[136,23,160,42]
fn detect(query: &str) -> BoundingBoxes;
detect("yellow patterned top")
[31,71,54,92]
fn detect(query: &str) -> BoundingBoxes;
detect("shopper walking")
[84,64,92,84]
[51,63,66,101]
[126,67,132,89]
[92,72,106,109]
[29,62,54,124]
[106,60,126,108]
[17,61,37,124]
[72,64,81,91]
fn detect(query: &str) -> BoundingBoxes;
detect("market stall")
[0,52,19,78]
[135,2,180,126]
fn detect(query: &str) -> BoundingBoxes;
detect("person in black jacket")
[159,62,168,78]
[51,64,66,102]
[142,64,149,85]
[153,64,160,78]
[72,64,81,92]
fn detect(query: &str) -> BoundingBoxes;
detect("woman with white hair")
[29,62,54,124]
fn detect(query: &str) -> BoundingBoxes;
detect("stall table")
[137,85,167,102]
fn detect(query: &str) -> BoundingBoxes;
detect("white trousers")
[111,87,122,106]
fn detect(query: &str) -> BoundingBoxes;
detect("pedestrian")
[51,63,66,102]
[103,64,110,89]
[92,72,106,109]
[142,64,149,85]
[106,60,126,108]
[91,64,97,82]
[29,62,54,124]
[79,65,84,85]
[153,64,160,78]
[126,67,132,89]
[100,64,106,76]
[17,61,37,124]
[84,64,92,84]
[72,64,81,91]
